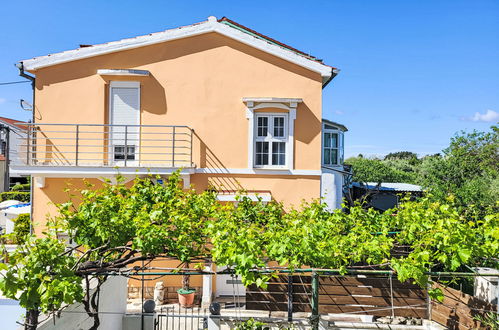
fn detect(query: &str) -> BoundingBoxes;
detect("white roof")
[21,16,333,83]
[353,182,422,192]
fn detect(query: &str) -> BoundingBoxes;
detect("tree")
[0,236,83,330]
[419,126,498,215]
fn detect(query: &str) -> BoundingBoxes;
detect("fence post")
[124,125,128,167]
[426,276,432,321]
[287,274,293,322]
[75,124,79,166]
[172,126,176,168]
[311,272,319,330]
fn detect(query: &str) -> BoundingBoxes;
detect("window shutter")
[110,84,140,145]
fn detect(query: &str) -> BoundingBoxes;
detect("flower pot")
[177,289,196,307]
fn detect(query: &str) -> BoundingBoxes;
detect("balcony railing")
[18,123,193,168]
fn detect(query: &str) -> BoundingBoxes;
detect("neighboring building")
[351,182,423,211]
[13,16,346,300]
[0,116,28,192]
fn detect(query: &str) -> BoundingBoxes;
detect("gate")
[154,306,208,330]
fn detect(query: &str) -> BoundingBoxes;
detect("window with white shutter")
[109,81,140,162]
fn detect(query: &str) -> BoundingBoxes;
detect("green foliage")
[210,192,498,288]
[384,151,420,166]
[474,311,499,329]
[9,213,30,244]
[345,157,417,184]
[419,126,498,215]
[10,183,30,192]
[1,170,497,329]
[0,235,84,313]
[235,318,270,330]
[0,191,30,202]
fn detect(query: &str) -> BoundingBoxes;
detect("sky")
[0,0,497,158]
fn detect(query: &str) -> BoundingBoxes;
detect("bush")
[10,213,30,244]
[10,183,30,192]
[0,191,30,202]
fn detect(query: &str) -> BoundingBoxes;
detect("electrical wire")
[0,81,30,86]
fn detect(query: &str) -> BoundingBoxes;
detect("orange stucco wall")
[30,31,323,230]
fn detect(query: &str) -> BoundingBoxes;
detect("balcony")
[17,123,193,170]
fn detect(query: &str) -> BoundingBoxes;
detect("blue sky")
[0,0,497,158]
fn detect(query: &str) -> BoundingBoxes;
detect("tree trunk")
[25,309,39,330]
[182,263,190,290]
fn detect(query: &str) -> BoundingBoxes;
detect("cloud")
[0,98,6,104]
[334,110,344,115]
[468,109,499,123]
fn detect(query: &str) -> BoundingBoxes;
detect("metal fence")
[18,123,193,168]
[155,306,208,330]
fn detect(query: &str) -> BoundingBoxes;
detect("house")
[351,182,423,211]
[0,116,29,192]
[13,16,346,302]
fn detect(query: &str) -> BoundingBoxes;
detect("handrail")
[20,123,191,128]
[17,123,194,168]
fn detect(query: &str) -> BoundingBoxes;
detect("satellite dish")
[20,99,32,111]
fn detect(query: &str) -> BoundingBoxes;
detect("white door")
[109,81,140,166]
[215,266,246,297]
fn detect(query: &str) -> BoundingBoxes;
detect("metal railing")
[18,123,193,168]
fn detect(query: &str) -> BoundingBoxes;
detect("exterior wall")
[38,276,127,330]
[29,32,324,224]
[29,31,325,297]
[320,168,344,210]
[31,32,323,171]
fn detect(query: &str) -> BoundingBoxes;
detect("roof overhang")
[20,16,334,85]
[97,69,150,76]
[322,118,348,132]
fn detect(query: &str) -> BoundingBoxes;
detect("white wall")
[38,276,127,330]
[320,168,344,210]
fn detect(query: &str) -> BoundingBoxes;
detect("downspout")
[15,62,35,235]
[322,69,339,89]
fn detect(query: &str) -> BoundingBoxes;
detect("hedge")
[0,191,30,202]
[10,183,30,192]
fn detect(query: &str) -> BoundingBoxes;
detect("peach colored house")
[13,16,347,300]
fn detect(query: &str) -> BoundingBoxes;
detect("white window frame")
[243,98,300,170]
[108,81,141,166]
[254,113,289,169]
[321,124,344,166]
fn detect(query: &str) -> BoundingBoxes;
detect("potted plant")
[177,263,195,307]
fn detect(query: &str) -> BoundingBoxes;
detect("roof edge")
[322,118,348,132]
[20,17,333,81]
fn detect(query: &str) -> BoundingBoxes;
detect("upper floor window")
[254,114,288,167]
[322,122,344,166]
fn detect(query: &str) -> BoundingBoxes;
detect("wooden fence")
[246,275,428,318]
[431,283,497,330]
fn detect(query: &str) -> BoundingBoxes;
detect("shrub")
[0,191,30,202]
[10,183,30,192]
[10,213,30,244]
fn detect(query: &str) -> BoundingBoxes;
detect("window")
[0,141,6,156]
[254,114,287,167]
[114,145,136,161]
[322,125,344,166]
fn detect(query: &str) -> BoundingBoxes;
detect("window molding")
[243,98,301,170]
[321,123,344,167]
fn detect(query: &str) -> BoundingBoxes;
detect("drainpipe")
[15,62,35,234]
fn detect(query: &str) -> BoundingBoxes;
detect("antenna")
[20,99,33,111]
